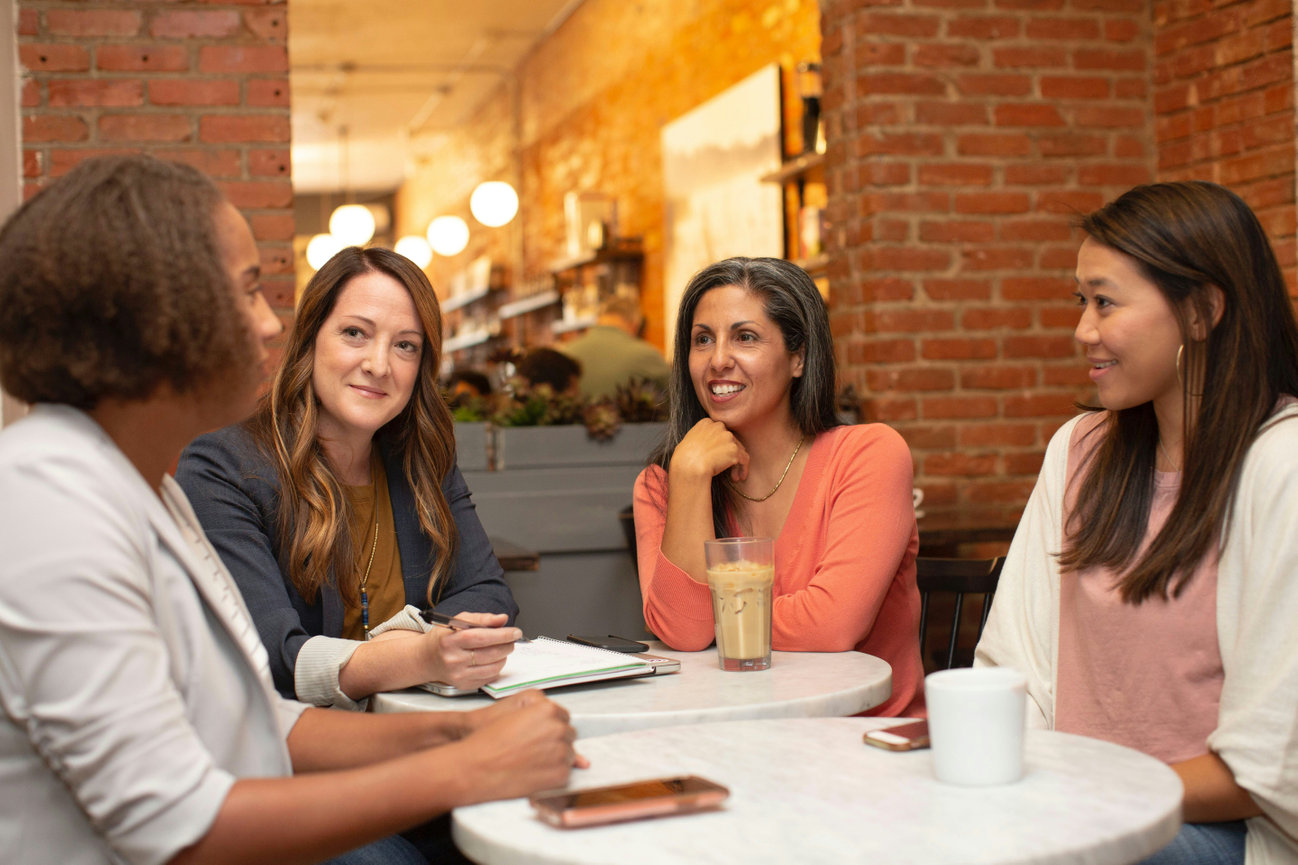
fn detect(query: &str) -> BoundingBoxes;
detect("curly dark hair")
[0,154,252,409]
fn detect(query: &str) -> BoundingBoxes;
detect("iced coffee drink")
[703,537,775,672]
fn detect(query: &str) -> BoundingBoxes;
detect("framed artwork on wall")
[661,64,783,355]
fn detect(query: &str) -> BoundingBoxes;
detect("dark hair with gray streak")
[649,257,840,537]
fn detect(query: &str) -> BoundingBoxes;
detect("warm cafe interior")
[2,0,1297,863]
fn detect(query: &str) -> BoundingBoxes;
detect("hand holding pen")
[417,609,523,690]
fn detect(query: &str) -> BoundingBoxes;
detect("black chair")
[916,556,1005,671]
[618,504,637,567]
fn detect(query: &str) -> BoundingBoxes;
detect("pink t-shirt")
[1055,414,1223,763]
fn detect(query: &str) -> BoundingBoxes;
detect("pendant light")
[469,181,519,228]
[426,215,469,257]
[394,235,433,269]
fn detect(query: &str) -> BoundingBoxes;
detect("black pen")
[419,609,531,642]
[419,609,477,630]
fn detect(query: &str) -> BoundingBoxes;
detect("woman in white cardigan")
[0,155,580,865]
[975,181,1298,865]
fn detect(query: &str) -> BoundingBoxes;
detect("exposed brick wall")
[820,0,1157,519]
[17,1,296,317]
[398,0,823,352]
[1153,0,1296,287]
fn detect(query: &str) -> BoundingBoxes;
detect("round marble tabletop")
[371,643,892,739]
[452,718,1183,865]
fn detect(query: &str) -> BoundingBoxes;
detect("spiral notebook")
[481,636,657,699]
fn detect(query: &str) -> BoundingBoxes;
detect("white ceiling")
[289,0,583,194]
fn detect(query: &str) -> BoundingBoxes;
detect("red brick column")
[17,1,296,315]
[819,0,1156,518]
[1152,0,1296,290]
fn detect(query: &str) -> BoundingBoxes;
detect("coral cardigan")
[633,424,925,717]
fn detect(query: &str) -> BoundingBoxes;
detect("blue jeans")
[1138,821,1247,865]
[322,834,427,865]
[323,815,471,865]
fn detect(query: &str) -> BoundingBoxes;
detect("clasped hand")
[671,418,750,484]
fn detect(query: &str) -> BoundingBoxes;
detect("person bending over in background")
[633,257,924,717]
[976,181,1298,865]
[559,295,671,399]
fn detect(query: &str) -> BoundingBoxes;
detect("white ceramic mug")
[925,666,1027,786]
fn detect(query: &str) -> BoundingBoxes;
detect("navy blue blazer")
[176,423,517,699]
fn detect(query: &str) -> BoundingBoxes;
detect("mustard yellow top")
[341,458,403,641]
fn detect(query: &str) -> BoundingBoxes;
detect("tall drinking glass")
[703,537,774,671]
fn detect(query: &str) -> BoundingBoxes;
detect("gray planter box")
[460,422,666,639]
[452,422,490,472]
[492,422,665,470]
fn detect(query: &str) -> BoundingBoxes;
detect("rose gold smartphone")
[529,775,730,828]
[863,720,930,751]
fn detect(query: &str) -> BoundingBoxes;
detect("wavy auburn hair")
[1061,181,1298,602]
[649,257,840,538]
[248,247,457,606]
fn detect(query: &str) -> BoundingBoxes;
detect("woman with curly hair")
[177,247,518,710]
[0,155,578,865]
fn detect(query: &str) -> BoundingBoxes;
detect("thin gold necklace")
[731,436,806,503]
[1157,438,1180,472]
[359,512,378,635]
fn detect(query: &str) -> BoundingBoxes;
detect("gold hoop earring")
[1176,343,1206,397]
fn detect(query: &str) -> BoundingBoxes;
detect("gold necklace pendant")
[731,436,806,503]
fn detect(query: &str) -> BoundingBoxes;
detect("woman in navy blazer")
[178,247,518,710]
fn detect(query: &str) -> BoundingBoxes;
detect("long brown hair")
[1060,181,1298,602]
[248,247,458,606]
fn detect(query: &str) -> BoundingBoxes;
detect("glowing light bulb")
[328,203,376,246]
[306,233,345,270]
[394,235,433,269]
[469,181,519,228]
[426,215,469,257]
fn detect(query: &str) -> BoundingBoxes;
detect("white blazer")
[0,405,307,865]
[976,403,1298,865]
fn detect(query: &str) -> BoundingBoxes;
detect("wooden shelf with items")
[441,254,506,364]
[761,150,828,284]
[548,236,644,338]
[761,59,829,298]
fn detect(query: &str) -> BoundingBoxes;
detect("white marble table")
[452,718,1183,865]
[372,643,892,738]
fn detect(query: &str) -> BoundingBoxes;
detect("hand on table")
[459,691,588,802]
[671,418,750,485]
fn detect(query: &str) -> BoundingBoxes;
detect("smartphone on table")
[863,720,930,751]
[567,634,650,653]
[529,775,729,828]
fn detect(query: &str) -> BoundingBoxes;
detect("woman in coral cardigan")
[633,257,924,716]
